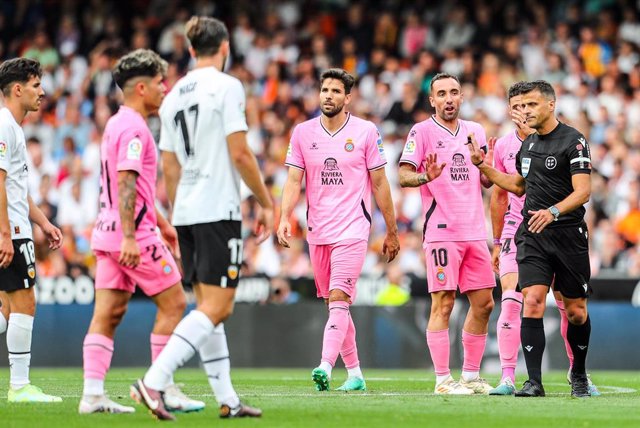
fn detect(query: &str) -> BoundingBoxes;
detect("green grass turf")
[0,369,639,427]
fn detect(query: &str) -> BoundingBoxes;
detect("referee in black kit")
[466,80,593,398]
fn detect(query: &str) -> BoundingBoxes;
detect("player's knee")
[473,297,494,318]
[523,292,546,314]
[566,308,588,325]
[328,289,350,303]
[432,298,455,320]
[107,303,128,327]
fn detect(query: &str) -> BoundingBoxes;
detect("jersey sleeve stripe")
[399,159,419,168]
[570,157,591,164]
[284,162,304,170]
[367,162,387,171]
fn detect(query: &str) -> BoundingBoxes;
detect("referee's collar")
[538,121,562,139]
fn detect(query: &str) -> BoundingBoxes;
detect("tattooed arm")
[118,170,140,267]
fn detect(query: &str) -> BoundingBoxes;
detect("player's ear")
[220,40,230,57]
[429,95,435,108]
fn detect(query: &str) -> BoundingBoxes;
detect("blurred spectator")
[268,277,300,305]
[375,263,410,306]
[0,0,637,280]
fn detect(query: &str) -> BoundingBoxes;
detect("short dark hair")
[507,81,528,100]
[0,58,42,96]
[521,80,556,100]
[320,68,355,94]
[430,72,461,92]
[112,49,167,89]
[185,16,229,57]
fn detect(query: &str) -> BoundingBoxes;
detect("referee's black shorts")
[515,221,592,299]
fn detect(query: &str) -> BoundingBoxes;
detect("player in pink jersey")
[488,82,600,396]
[278,68,399,392]
[80,49,202,414]
[488,82,530,395]
[398,73,495,395]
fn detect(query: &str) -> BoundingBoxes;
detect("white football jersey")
[0,108,32,239]
[159,67,249,226]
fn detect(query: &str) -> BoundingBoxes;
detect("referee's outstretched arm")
[466,133,525,196]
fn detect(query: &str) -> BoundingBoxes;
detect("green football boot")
[336,377,367,392]
[312,368,330,391]
[8,384,62,403]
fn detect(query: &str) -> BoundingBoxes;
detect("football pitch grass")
[1,368,639,427]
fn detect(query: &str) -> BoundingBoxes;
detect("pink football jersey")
[286,113,387,245]
[91,106,159,252]
[399,116,488,244]
[493,130,525,238]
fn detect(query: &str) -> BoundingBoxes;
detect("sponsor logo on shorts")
[345,278,353,286]
[344,138,354,152]
[27,266,36,279]
[14,226,20,235]
[160,259,172,275]
[227,265,239,280]
[436,268,446,284]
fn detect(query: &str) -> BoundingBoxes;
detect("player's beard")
[321,102,344,118]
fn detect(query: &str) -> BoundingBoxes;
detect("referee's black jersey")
[516,122,591,228]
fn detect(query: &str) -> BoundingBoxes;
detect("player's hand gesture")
[466,133,485,167]
[424,153,446,181]
[0,233,14,268]
[382,230,400,263]
[41,221,63,250]
[277,219,292,248]
[527,209,554,233]
[119,236,141,268]
[491,243,501,275]
[511,109,534,136]
[254,206,274,245]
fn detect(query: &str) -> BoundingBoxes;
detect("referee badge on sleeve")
[521,158,531,177]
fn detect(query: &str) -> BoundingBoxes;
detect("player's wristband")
[419,173,429,185]
[493,238,501,246]
[473,159,484,167]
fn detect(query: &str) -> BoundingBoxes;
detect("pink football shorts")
[309,239,368,301]
[498,236,518,278]
[425,240,496,294]
[94,238,181,296]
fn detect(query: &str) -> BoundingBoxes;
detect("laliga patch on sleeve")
[127,138,142,160]
[286,142,292,157]
[376,136,386,159]
[403,139,416,155]
[0,141,7,159]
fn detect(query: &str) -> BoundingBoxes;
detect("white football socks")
[199,323,240,408]
[143,310,214,390]
[7,313,33,389]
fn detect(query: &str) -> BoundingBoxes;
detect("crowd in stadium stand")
[2,0,640,284]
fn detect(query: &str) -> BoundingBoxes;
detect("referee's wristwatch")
[548,205,560,221]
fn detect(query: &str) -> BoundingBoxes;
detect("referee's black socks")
[567,315,591,375]
[521,317,545,384]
